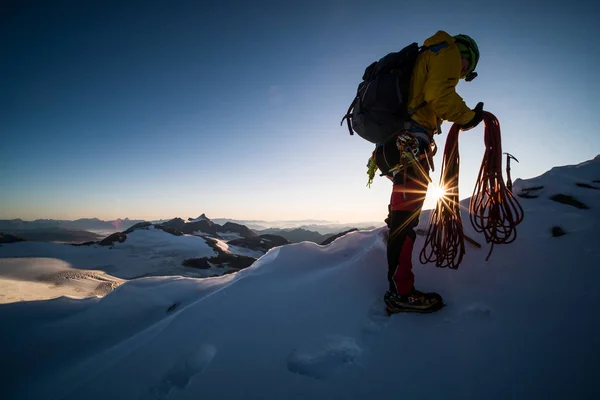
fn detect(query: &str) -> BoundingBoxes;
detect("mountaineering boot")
[384,288,444,314]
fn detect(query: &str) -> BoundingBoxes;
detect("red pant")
[386,159,430,294]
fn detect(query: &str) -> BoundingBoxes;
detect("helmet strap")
[465,71,478,82]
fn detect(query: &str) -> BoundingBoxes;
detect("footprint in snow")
[444,302,492,324]
[287,335,362,380]
[362,299,390,336]
[459,302,491,318]
[143,343,217,399]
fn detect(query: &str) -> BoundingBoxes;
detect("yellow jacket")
[408,30,475,132]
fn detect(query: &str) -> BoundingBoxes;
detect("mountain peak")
[189,214,211,223]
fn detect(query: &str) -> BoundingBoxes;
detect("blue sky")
[1,0,598,223]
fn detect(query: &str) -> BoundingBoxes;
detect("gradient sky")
[1,0,599,223]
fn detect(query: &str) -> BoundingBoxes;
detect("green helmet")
[453,34,480,81]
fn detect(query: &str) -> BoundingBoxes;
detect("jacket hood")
[423,30,456,48]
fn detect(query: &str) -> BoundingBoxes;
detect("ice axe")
[504,152,519,191]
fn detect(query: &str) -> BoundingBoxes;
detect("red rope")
[420,111,524,268]
[419,121,464,268]
[469,112,525,260]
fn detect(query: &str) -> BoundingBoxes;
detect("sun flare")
[429,184,447,202]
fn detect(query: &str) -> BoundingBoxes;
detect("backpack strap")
[340,96,358,135]
[408,101,427,116]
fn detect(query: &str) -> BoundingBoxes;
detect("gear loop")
[396,131,420,161]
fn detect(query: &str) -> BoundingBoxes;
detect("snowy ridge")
[0,258,124,303]
[0,227,257,303]
[1,156,599,399]
[210,238,265,259]
[114,227,217,259]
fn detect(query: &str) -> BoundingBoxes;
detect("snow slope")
[0,228,226,303]
[0,257,123,303]
[1,157,599,399]
[210,237,265,259]
[0,225,281,303]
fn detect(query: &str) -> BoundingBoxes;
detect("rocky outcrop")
[550,194,589,210]
[71,241,97,247]
[121,214,259,240]
[228,234,290,252]
[183,235,258,272]
[122,217,221,238]
[576,182,600,190]
[182,258,212,269]
[159,218,187,231]
[99,232,127,246]
[155,225,184,236]
[320,229,358,246]
[218,222,258,239]
[254,228,333,244]
[183,254,256,270]
[189,213,211,222]
[124,222,153,234]
[0,232,26,244]
[516,186,544,199]
[181,219,220,237]
[212,253,256,269]
[124,221,185,236]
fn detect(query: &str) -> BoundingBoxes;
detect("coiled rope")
[420,111,524,268]
[419,119,465,268]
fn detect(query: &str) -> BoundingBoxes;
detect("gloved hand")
[460,102,484,131]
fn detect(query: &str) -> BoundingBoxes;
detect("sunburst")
[429,183,447,203]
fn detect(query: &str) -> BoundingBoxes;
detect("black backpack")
[341,43,426,145]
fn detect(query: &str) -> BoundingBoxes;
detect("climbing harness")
[366,131,436,187]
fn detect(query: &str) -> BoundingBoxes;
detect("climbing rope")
[469,112,524,260]
[419,121,465,268]
[420,111,524,268]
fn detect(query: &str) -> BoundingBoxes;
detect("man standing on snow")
[375,31,483,313]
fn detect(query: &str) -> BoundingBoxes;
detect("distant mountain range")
[0,218,144,232]
[83,216,292,270]
[0,228,102,244]
[0,214,368,280]
[0,215,376,245]
[212,219,379,235]
[0,218,145,244]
